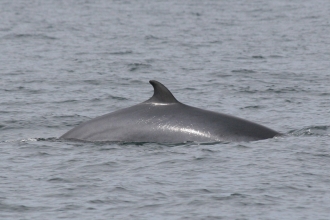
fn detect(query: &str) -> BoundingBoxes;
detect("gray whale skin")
[61,80,280,143]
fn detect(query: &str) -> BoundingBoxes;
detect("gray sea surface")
[1,0,330,219]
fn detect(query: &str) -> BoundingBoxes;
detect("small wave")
[82,161,119,172]
[266,87,307,94]
[145,35,160,40]
[48,177,72,183]
[209,40,222,44]
[106,50,133,55]
[252,55,265,59]
[2,33,57,40]
[107,95,128,101]
[83,79,100,85]
[212,193,247,201]
[184,87,197,91]
[89,199,107,204]
[231,69,256,73]
[289,126,330,137]
[109,186,129,193]
[54,99,80,104]
[3,86,46,94]
[0,203,47,212]
[240,105,263,109]
[127,63,152,72]
[234,144,251,149]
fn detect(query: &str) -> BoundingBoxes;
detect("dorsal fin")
[145,80,179,103]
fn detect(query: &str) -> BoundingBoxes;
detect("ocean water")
[1,0,330,219]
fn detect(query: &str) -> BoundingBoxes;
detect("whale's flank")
[61,80,279,143]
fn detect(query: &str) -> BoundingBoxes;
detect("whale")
[60,80,280,143]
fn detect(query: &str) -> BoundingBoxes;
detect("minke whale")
[61,80,280,143]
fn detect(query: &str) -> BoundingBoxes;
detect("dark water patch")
[313,153,330,158]
[110,186,129,193]
[0,27,11,32]
[137,203,163,209]
[183,87,197,91]
[0,203,49,212]
[107,95,128,101]
[187,199,205,206]
[25,151,52,158]
[48,177,72,183]
[201,148,216,153]
[52,114,90,121]
[88,200,105,205]
[274,185,303,192]
[54,99,80,104]
[212,193,247,201]
[266,87,308,94]
[268,55,284,58]
[145,35,160,40]
[90,98,102,102]
[129,79,145,83]
[75,52,89,56]
[240,105,263,109]
[157,158,188,166]
[231,69,256,74]
[83,79,100,85]
[2,33,57,40]
[4,87,46,94]
[252,55,265,59]
[237,87,259,94]
[56,204,82,211]
[127,63,152,72]
[82,161,119,172]
[191,12,202,16]
[209,72,232,78]
[2,120,30,130]
[198,188,213,194]
[193,156,209,161]
[106,50,133,55]
[233,144,251,149]
[209,40,222,44]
